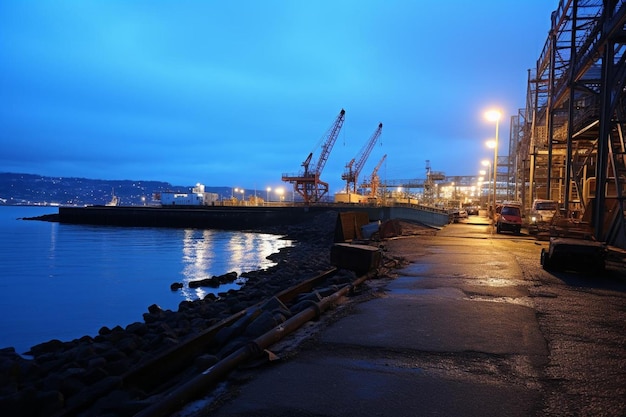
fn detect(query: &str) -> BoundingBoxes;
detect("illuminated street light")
[485,109,501,217]
[266,187,271,204]
[275,187,285,203]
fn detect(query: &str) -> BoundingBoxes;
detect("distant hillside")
[0,173,231,206]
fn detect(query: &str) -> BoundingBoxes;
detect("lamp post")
[485,110,501,217]
[478,170,485,207]
[481,160,491,212]
[266,187,271,205]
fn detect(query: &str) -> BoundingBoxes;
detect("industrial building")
[156,183,218,206]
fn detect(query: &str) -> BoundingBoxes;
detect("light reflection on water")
[0,206,293,354]
[178,229,289,301]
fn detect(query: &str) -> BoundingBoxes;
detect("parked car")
[466,206,479,215]
[495,204,522,234]
[450,208,468,223]
[528,199,558,234]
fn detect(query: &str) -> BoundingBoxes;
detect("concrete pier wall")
[58,204,450,230]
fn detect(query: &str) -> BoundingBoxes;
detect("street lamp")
[485,109,501,216]
[481,160,491,210]
[266,187,271,204]
[275,187,284,203]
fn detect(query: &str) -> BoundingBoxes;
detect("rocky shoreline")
[1,210,421,416]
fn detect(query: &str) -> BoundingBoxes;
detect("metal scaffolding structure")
[515,0,626,248]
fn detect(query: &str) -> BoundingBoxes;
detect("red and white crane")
[282,109,346,204]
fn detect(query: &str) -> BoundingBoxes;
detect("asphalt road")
[195,217,626,417]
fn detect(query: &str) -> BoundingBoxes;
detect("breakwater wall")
[57,204,450,230]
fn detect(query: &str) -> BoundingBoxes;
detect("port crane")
[282,109,346,204]
[341,122,383,193]
[368,154,387,198]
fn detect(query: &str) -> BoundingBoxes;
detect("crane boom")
[342,122,383,193]
[311,109,346,176]
[354,122,382,178]
[369,154,387,197]
[372,153,387,178]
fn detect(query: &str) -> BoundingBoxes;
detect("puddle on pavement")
[388,277,466,298]
[399,263,431,276]
[463,278,525,287]
[464,296,534,307]
[389,288,440,296]
[347,359,425,375]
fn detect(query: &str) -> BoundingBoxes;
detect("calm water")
[0,206,292,354]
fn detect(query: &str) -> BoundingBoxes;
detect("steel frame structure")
[515,0,626,247]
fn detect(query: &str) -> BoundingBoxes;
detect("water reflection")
[0,207,296,353]
[47,221,58,277]
[181,230,214,300]
[180,230,292,301]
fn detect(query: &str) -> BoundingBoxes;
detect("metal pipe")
[134,270,375,417]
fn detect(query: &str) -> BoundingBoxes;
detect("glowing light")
[485,109,501,122]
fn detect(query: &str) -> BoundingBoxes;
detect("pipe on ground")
[134,270,375,417]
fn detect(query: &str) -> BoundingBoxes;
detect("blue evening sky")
[1,1,556,192]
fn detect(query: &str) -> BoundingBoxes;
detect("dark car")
[466,206,479,215]
[495,204,522,234]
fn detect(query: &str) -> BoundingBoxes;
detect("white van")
[528,199,559,234]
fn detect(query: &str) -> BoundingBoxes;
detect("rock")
[125,322,147,335]
[217,271,238,283]
[98,326,112,336]
[104,359,131,375]
[204,293,218,301]
[82,366,108,385]
[86,357,107,370]
[37,390,64,415]
[178,300,194,311]
[28,339,64,356]
[189,276,224,288]
[59,375,86,397]
[147,304,163,315]
[116,335,140,353]
[244,311,283,338]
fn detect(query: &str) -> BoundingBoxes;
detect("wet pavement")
[200,216,626,417]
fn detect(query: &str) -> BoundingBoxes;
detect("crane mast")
[281,109,346,204]
[342,122,383,193]
[311,109,345,177]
